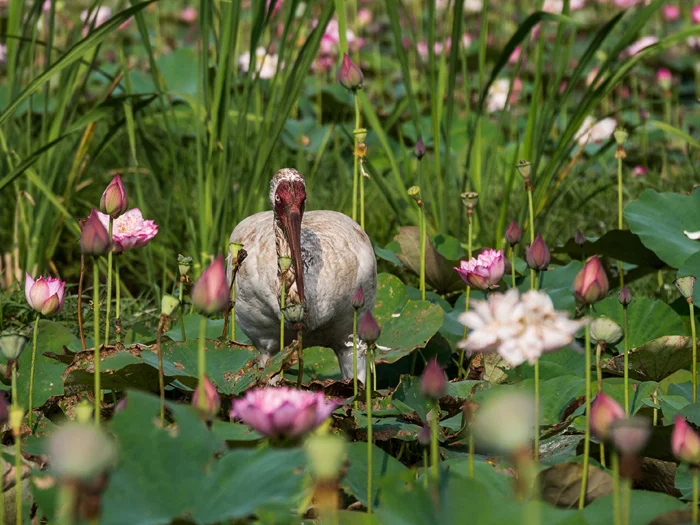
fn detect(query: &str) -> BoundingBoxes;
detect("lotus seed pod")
[0,334,27,362]
[516,160,531,179]
[48,423,118,481]
[674,276,696,301]
[407,186,421,202]
[283,303,305,324]
[278,256,293,273]
[178,254,193,278]
[305,433,347,481]
[590,317,624,346]
[461,191,479,210]
[161,294,180,317]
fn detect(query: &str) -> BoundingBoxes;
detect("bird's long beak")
[281,209,305,303]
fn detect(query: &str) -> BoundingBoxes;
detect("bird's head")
[271,168,307,303]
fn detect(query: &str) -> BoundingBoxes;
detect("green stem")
[579,320,592,509]
[419,205,426,301]
[297,329,304,389]
[353,310,358,409]
[511,247,516,289]
[230,278,236,341]
[468,433,475,480]
[430,402,439,482]
[617,154,625,289]
[280,282,285,380]
[28,314,40,430]
[55,484,76,525]
[527,185,536,291]
[691,302,697,404]
[459,215,473,379]
[197,315,207,411]
[115,258,121,343]
[596,342,606,468]
[93,259,101,426]
[179,281,186,342]
[534,360,540,461]
[352,93,359,223]
[622,479,631,525]
[157,320,165,426]
[693,467,699,524]
[11,365,17,410]
[623,305,630,414]
[14,434,21,525]
[423,450,429,489]
[612,452,621,525]
[366,346,373,513]
[104,219,113,343]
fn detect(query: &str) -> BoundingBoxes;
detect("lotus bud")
[337,53,363,91]
[48,423,118,481]
[672,416,700,466]
[191,255,230,315]
[283,303,305,324]
[358,312,381,345]
[305,433,346,480]
[76,399,94,424]
[161,294,180,317]
[505,220,521,247]
[461,191,479,210]
[421,358,447,400]
[278,256,293,273]
[178,254,193,278]
[590,393,625,441]
[414,138,426,160]
[9,406,23,435]
[674,276,696,302]
[590,317,624,346]
[407,186,422,203]
[574,230,586,247]
[80,209,112,257]
[473,391,535,454]
[192,375,221,419]
[99,173,128,219]
[516,160,531,180]
[0,394,8,426]
[228,242,244,261]
[526,233,550,271]
[351,287,365,310]
[354,128,367,144]
[0,333,27,361]
[610,416,651,457]
[25,272,66,316]
[418,424,431,448]
[656,68,672,92]
[618,286,632,307]
[574,256,609,305]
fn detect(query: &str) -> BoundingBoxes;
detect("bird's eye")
[275,195,281,203]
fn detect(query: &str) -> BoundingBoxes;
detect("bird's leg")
[223,248,248,343]
[336,339,367,384]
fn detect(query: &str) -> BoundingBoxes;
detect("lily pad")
[625,189,700,268]
[555,229,663,268]
[604,336,692,382]
[375,301,444,364]
[342,441,409,508]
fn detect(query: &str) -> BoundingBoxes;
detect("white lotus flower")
[458,289,585,367]
[575,116,617,145]
[239,47,280,79]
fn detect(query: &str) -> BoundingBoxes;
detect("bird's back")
[230,210,376,351]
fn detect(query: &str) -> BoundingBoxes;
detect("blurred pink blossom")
[357,8,372,26]
[181,7,197,23]
[509,45,522,64]
[575,116,617,145]
[632,166,648,178]
[624,36,658,56]
[693,5,700,24]
[663,4,681,21]
[97,208,158,253]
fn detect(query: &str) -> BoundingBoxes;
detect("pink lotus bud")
[25,272,66,316]
[618,286,632,307]
[191,256,230,315]
[693,5,700,24]
[505,220,521,247]
[656,68,672,91]
[575,230,586,246]
[351,286,365,310]
[337,53,363,91]
[80,209,112,256]
[418,423,431,447]
[0,394,8,426]
[421,358,447,400]
[192,375,221,419]
[663,4,680,21]
[672,416,700,465]
[632,165,647,178]
[590,393,625,441]
[526,234,550,271]
[610,416,651,457]
[574,256,609,305]
[100,174,128,219]
[454,249,505,290]
[414,139,426,160]
[358,311,381,345]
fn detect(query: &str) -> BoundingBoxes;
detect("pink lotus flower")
[191,255,230,315]
[25,272,65,316]
[574,256,609,305]
[590,393,625,441]
[231,387,337,439]
[454,249,505,290]
[672,416,700,465]
[663,4,680,21]
[632,165,648,178]
[693,5,700,24]
[97,209,158,253]
[181,7,197,23]
[624,36,658,57]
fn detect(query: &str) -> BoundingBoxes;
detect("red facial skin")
[275,181,307,303]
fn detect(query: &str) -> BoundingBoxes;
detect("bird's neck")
[273,217,301,304]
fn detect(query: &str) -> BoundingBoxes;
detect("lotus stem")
[28,314,40,430]
[596,342,606,468]
[458,214,473,379]
[104,219,113,344]
[693,467,699,524]
[280,281,286,354]
[11,363,17,410]
[157,316,165,426]
[423,449,429,489]
[511,246,516,289]
[297,327,304,389]
[527,184,536,291]
[534,359,540,461]
[419,202,426,301]
[468,433,475,479]
[55,483,76,525]
[366,345,373,513]
[430,402,439,482]
[93,259,101,426]
[622,478,631,525]
[230,277,236,341]
[617,151,625,289]
[691,301,697,404]
[78,254,87,351]
[372,345,377,393]
[178,281,186,342]
[353,309,358,409]
[197,315,207,411]
[352,93,359,224]
[579,319,592,509]
[115,257,121,343]
[623,305,630,414]
[612,452,621,525]
[14,427,21,525]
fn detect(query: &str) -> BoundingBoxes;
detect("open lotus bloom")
[230,387,337,439]
[454,249,505,291]
[97,209,158,253]
[458,289,585,367]
[25,272,66,316]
